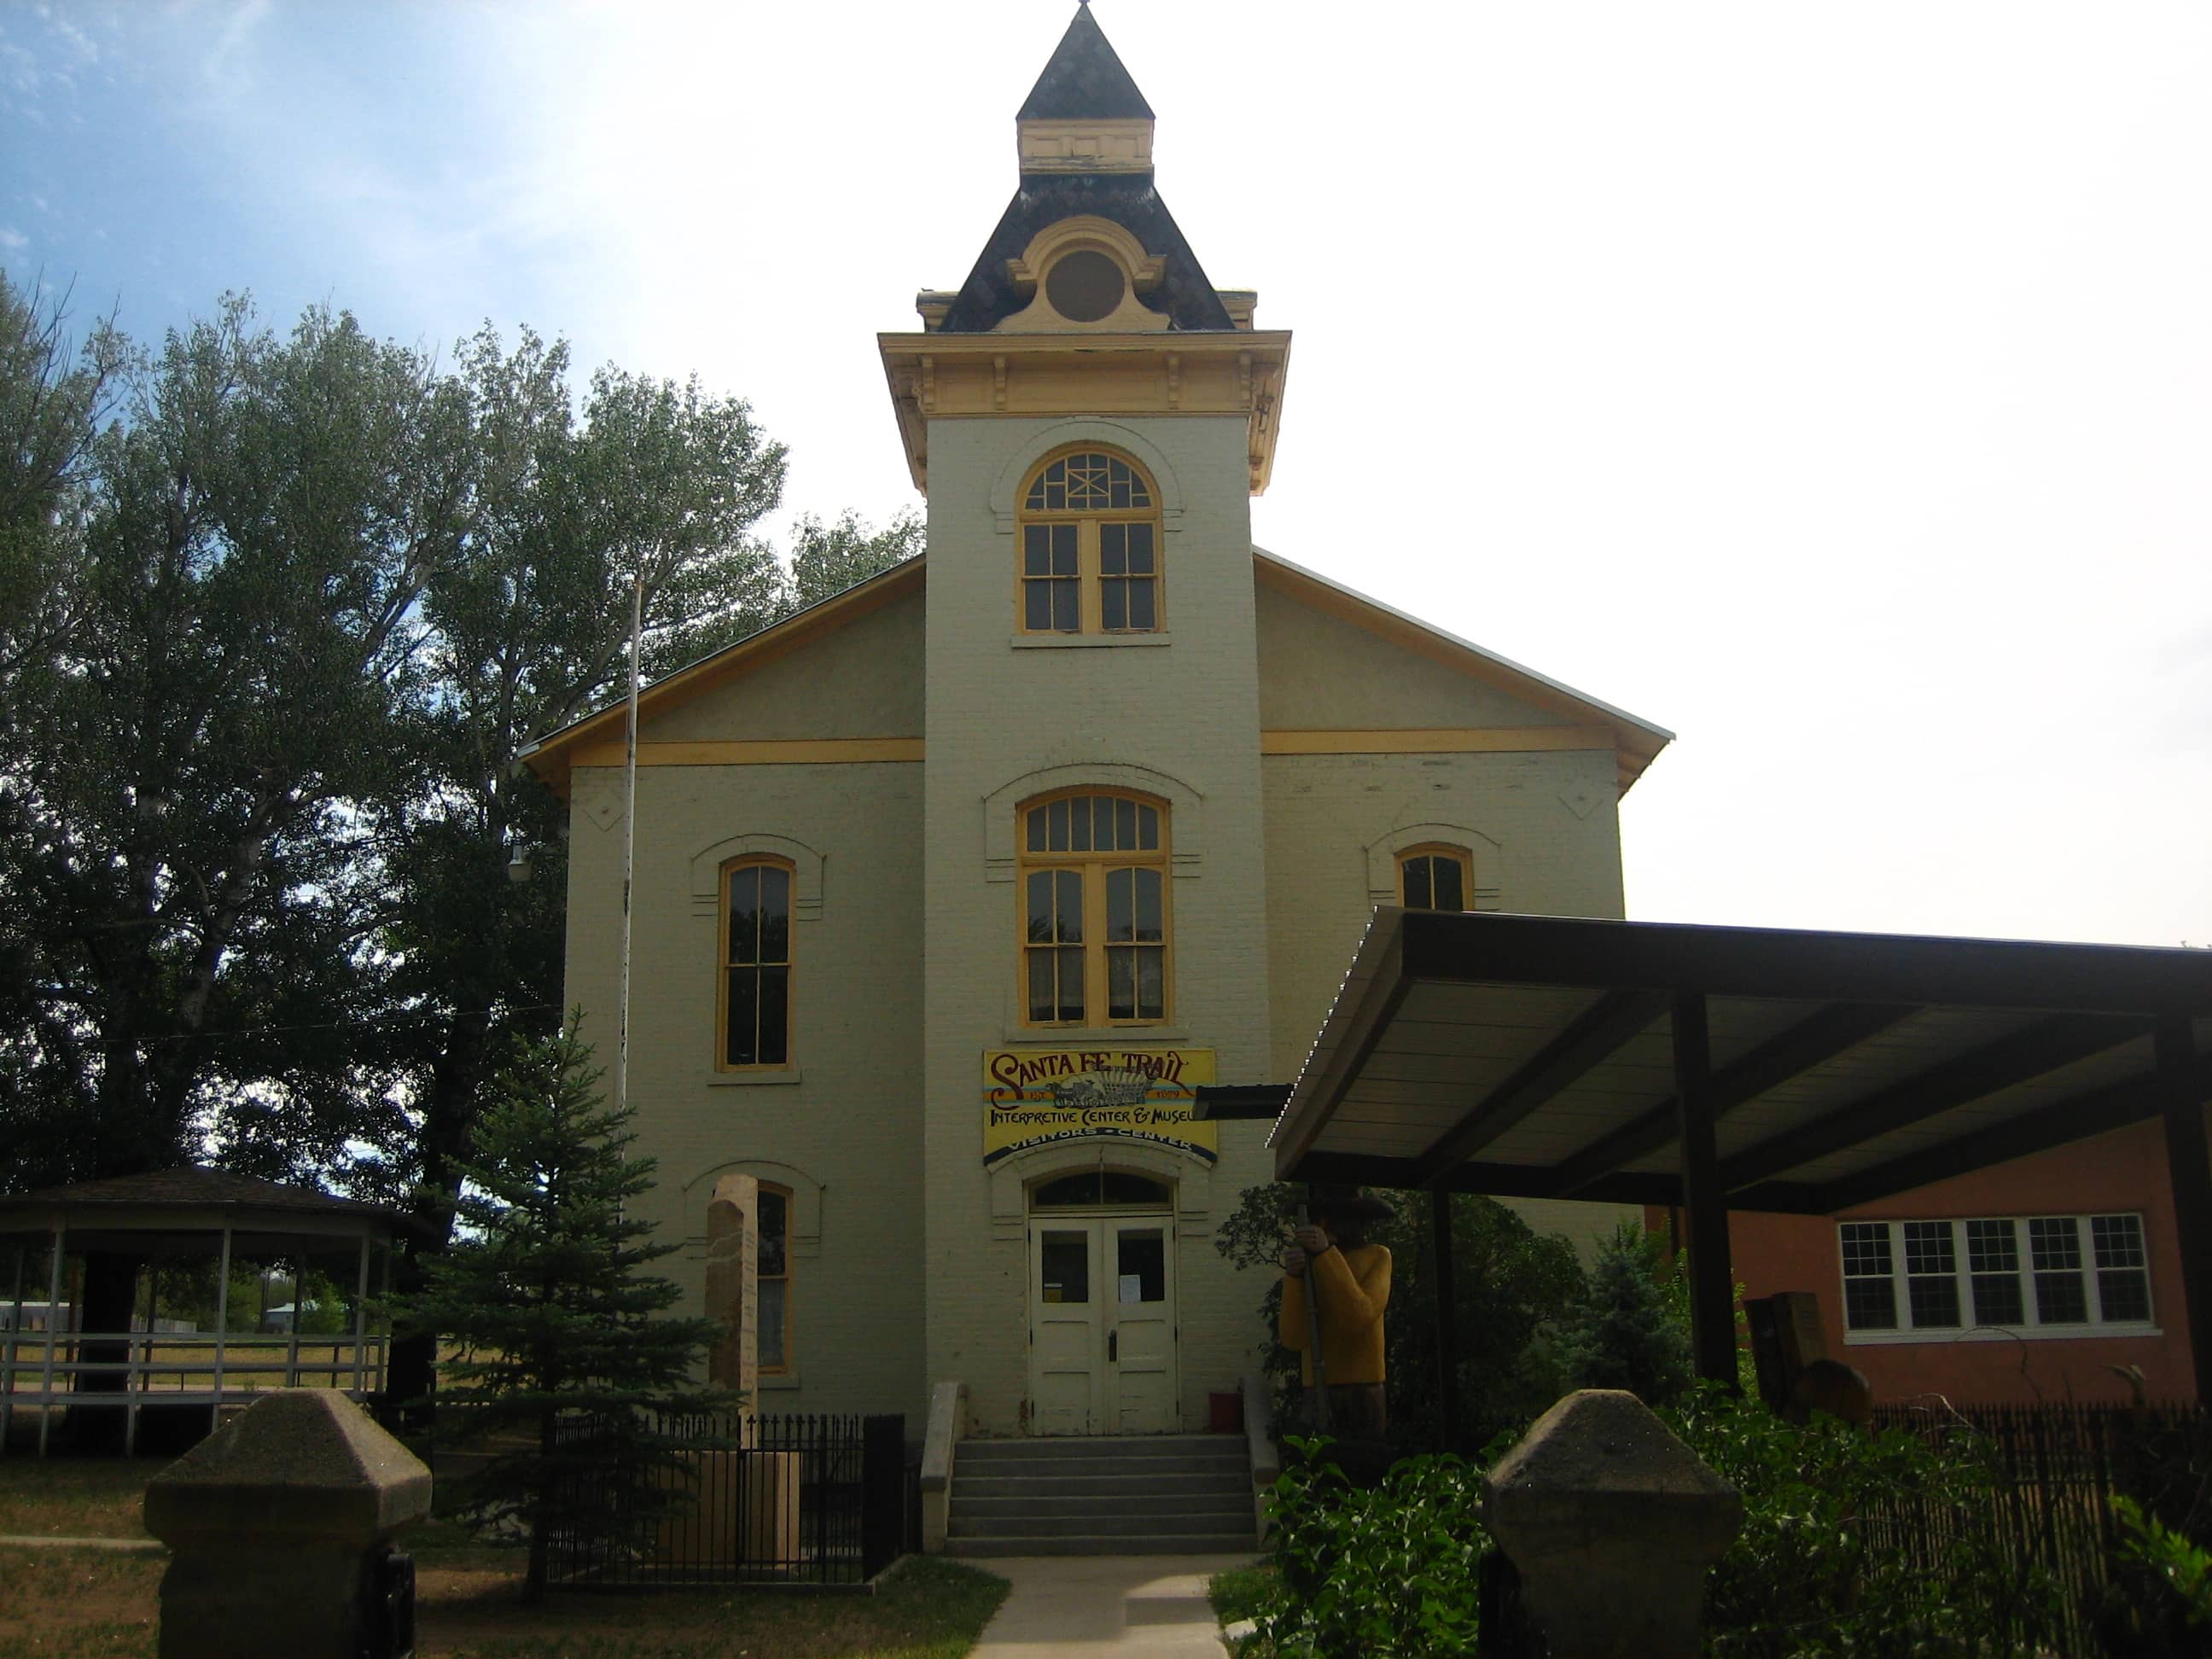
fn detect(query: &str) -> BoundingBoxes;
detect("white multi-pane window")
[1838,1214,2154,1341]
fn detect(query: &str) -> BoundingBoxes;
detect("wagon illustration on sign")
[982,1048,1219,1164]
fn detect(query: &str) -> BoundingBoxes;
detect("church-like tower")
[888,4,1290,1435]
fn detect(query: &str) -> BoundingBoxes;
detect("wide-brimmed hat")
[1305,1188,1396,1224]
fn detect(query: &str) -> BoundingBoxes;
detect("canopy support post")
[2156,1017,2212,1401]
[1673,993,1737,1386]
[37,1226,63,1456]
[1429,1187,1461,1447]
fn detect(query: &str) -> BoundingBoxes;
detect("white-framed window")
[1838,1214,2155,1342]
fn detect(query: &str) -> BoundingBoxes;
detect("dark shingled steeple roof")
[937,8,1231,334]
[1018,5,1155,121]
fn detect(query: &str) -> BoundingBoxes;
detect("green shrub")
[1254,1394,2071,1658]
[1257,1439,1487,1659]
[1553,1220,1691,1407]
[1666,1383,2066,1656]
[2104,1493,2212,1652]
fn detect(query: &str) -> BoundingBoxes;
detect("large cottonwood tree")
[362,325,795,1404]
[0,278,916,1411]
[0,290,470,1196]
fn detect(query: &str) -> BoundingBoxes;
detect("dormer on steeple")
[1016,4,1155,176]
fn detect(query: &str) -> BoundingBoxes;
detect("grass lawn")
[0,1547,1008,1659]
[1207,1562,1276,1625]
[0,1459,1010,1659]
[0,1456,166,1539]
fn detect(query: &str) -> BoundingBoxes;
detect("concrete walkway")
[968,1553,1254,1657]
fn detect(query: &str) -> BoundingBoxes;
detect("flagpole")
[616,572,643,1121]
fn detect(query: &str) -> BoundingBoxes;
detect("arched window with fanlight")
[1018,448,1162,636]
[1019,789,1170,1027]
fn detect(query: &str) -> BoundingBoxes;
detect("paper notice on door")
[1118,1275,1144,1303]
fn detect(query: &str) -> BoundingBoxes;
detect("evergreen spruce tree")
[399,1018,737,1601]
[1554,1222,1693,1408]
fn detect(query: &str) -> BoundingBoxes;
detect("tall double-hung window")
[719,858,792,1068]
[1018,449,1162,635]
[1020,791,1170,1026]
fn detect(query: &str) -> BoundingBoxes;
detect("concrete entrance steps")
[946,1434,1254,1557]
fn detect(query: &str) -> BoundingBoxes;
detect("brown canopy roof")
[1269,909,2212,1214]
[1261,907,2212,1385]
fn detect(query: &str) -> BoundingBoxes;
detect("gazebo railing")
[1,1330,390,1455]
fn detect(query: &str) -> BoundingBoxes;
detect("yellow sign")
[983,1047,1218,1166]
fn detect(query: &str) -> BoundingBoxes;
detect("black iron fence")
[544,1411,913,1588]
[1866,1399,2210,1654]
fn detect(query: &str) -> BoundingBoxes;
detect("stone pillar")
[1481,1389,1742,1659]
[705,1173,759,1412]
[143,1388,431,1659]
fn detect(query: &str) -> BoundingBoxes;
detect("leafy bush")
[1256,1439,1487,1659]
[1553,1221,1693,1407]
[2105,1493,2212,1653]
[1250,1392,2071,1658]
[1666,1383,2066,1656]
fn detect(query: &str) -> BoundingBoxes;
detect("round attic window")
[1045,249,1126,322]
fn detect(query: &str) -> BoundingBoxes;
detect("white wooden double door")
[1027,1215,1178,1435]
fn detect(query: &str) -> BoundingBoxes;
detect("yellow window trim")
[1016,445,1166,637]
[1397,842,1475,912]
[1016,788,1174,1029]
[758,1181,794,1376]
[717,854,795,1073]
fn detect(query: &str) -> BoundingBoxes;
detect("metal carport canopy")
[1264,908,2212,1387]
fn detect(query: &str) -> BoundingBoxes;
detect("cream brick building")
[524,8,1671,1438]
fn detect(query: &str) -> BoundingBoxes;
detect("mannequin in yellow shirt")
[1278,1191,1394,1437]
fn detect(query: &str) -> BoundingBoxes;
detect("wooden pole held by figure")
[1295,1196,1331,1433]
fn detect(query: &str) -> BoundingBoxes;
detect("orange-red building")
[1664,1111,2204,1407]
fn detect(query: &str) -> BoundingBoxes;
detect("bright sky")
[6,2,2209,951]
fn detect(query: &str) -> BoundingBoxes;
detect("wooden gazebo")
[0,1167,405,1455]
[1214,910,2212,1406]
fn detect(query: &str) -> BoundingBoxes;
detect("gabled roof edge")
[1252,544,1675,791]
[519,555,925,797]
